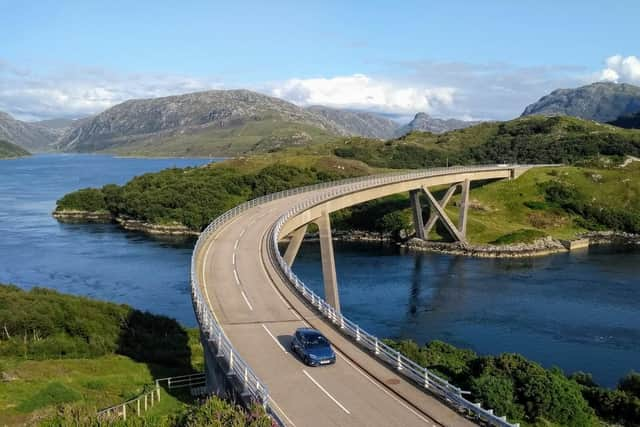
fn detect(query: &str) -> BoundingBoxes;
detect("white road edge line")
[268,396,297,427]
[335,352,434,425]
[234,239,239,250]
[261,324,288,353]
[232,252,236,265]
[240,290,254,311]
[233,269,240,285]
[302,370,351,415]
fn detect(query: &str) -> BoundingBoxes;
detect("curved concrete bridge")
[191,165,535,427]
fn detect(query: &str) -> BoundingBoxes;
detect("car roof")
[296,327,324,337]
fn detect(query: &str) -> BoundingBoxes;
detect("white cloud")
[598,55,640,83]
[272,74,456,115]
[0,64,222,121]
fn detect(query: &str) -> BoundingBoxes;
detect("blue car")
[290,328,336,366]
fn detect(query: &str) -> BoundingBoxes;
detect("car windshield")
[303,333,329,348]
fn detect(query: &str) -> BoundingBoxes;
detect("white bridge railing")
[192,164,537,426]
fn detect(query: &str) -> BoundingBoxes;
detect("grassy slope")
[0,139,30,158]
[98,119,338,157]
[0,285,203,426]
[451,163,640,243]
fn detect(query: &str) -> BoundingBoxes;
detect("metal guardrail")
[191,164,547,426]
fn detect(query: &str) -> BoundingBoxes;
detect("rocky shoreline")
[53,210,198,236]
[402,236,568,258]
[53,210,640,257]
[52,209,113,223]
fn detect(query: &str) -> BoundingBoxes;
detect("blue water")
[292,242,640,387]
[1,154,638,387]
[0,154,213,326]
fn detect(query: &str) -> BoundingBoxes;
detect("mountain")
[521,82,640,122]
[608,111,640,129]
[0,112,60,152]
[394,112,480,136]
[306,106,398,139]
[55,89,348,156]
[0,139,30,158]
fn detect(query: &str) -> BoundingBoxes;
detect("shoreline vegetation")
[2,284,638,426]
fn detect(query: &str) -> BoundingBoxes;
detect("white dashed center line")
[240,290,254,311]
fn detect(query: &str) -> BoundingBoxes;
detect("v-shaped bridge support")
[410,179,470,243]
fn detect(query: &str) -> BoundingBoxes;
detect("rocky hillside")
[0,112,59,152]
[394,112,480,136]
[55,89,348,156]
[0,139,30,158]
[306,105,398,139]
[521,82,640,122]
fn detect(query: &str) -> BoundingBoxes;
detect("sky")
[1,0,640,121]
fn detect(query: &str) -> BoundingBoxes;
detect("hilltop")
[0,139,30,158]
[521,82,640,122]
[394,112,480,136]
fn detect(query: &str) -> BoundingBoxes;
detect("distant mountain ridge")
[3,89,488,156]
[0,112,60,152]
[394,112,480,136]
[306,106,399,139]
[521,82,640,122]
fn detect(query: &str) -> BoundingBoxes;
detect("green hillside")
[95,118,338,157]
[0,284,270,426]
[0,139,30,159]
[331,115,640,168]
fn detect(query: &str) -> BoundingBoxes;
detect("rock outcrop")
[521,82,640,123]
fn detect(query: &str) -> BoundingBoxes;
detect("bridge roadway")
[195,182,481,426]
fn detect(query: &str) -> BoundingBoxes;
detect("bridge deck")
[197,191,476,427]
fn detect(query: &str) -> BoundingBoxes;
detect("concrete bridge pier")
[409,189,425,239]
[283,224,307,266]
[314,212,341,313]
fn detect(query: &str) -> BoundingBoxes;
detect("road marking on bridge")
[233,269,240,285]
[232,252,236,265]
[268,396,297,427]
[234,239,239,250]
[240,290,254,311]
[261,324,288,353]
[303,370,350,415]
[239,227,246,237]
[335,352,435,425]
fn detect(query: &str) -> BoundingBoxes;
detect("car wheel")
[304,355,310,366]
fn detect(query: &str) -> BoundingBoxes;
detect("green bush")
[385,339,598,426]
[0,284,191,367]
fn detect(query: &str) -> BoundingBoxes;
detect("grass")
[0,329,203,426]
[102,118,338,157]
